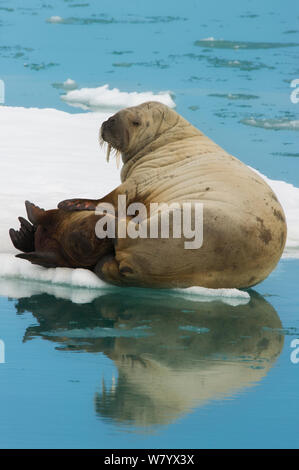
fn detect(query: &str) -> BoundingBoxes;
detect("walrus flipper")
[58,198,97,212]
[25,200,45,225]
[16,251,60,268]
[9,217,35,253]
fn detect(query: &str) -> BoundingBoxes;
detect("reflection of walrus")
[16,289,283,427]
[11,102,287,289]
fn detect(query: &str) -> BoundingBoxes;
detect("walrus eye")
[132,120,141,126]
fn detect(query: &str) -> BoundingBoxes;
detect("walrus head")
[100,101,197,163]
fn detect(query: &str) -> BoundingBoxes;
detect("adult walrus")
[57,101,287,289]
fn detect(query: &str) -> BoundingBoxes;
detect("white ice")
[46,16,64,24]
[61,84,175,111]
[62,78,78,90]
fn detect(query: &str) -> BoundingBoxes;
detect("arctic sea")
[0,0,298,449]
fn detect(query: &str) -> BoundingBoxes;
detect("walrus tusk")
[106,143,112,163]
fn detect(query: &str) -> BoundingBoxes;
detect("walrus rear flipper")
[16,251,60,268]
[9,217,35,253]
[25,200,45,225]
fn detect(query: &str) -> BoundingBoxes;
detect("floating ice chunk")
[63,78,77,90]
[172,286,250,306]
[61,84,176,111]
[200,37,216,41]
[242,117,299,131]
[52,78,78,90]
[46,16,64,23]
[195,38,299,49]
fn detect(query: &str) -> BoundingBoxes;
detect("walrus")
[11,102,287,289]
[56,101,287,289]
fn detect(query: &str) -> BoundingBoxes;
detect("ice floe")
[0,105,298,300]
[241,117,299,131]
[61,84,175,111]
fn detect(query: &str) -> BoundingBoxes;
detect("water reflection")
[15,289,283,427]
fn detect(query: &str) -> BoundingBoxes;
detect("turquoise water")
[0,259,299,449]
[0,0,299,449]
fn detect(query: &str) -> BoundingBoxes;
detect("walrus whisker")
[106,143,112,163]
[109,147,121,168]
[99,128,120,165]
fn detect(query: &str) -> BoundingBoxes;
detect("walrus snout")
[100,114,125,159]
[101,116,117,138]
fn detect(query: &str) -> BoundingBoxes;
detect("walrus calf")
[56,101,287,289]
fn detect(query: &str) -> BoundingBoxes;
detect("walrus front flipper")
[58,198,97,212]
[16,251,60,268]
[9,217,35,253]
